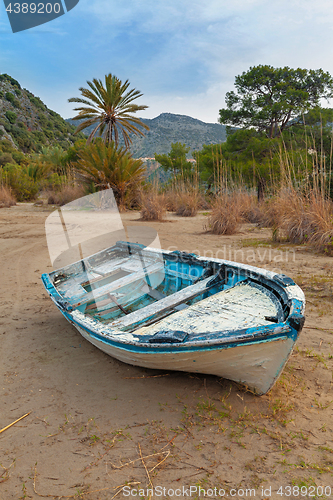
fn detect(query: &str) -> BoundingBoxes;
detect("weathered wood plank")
[141,285,188,311]
[71,262,164,307]
[109,277,213,329]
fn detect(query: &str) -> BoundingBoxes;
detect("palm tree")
[68,74,149,148]
[76,140,145,208]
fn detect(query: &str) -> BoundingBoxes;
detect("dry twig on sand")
[0,412,31,435]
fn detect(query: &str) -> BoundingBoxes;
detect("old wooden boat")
[41,241,305,395]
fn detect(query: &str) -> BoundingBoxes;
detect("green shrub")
[2,163,38,201]
[12,150,26,164]
[5,92,20,108]
[0,139,16,153]
[11,127,33,151]
[5,111,17,124]
[0,74,21,89]
[32,130,47,144]
[44,129,54,139]
[0,91,3,98]
[38,114,48,127]
[0,153,14,166]
[2,121,12,133]
[28,95,45,110]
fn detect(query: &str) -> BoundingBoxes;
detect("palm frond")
[68,73,149,147]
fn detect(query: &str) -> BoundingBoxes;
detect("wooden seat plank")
[109,277,213,330]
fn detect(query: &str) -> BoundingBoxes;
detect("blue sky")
[1,0,333,123]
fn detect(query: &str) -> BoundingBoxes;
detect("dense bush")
[43,129,54,139]
[5,111,17,124]
[28,95,45,110]
[1,163,38,200]
[11,127,34,151]
[0,152,14,166]
[32,130,47,144]
[76,140,145,208]
[0,139,15,152]
[5,92,20,108]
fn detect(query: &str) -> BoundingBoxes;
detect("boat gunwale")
[64,307,293,352]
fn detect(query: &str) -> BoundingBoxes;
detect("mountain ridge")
[0,73,83,152]
[66,112,227,157]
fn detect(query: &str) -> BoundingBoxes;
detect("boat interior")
[47,242,292,340]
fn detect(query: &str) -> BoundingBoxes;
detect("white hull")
[77,324,294,395]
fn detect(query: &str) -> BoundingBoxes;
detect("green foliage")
[0,91,3,98]
[76,139,145,206]
[0,74,21,89]
[5,110,17,124]
[69,73,149,147]
[28,95,45,110]
[5,92,20,108]
[0,152,14,166]
[38,114,48,127]
[0,141,26,165]
[155,142,193,177]
[63,139,86,165]
[11,150,26,164]
[11,127,34,151]
[43,129,54,140]
[195,129,297,188]
[0,139,16,153]
[1,163,39,201]
[32,130,47,145]
[36,145,69,175]
[219,65,333,138]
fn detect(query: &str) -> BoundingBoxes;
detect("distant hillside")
[66,112,227,157]
[0,74,83,152]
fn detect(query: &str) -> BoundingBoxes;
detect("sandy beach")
[1,203,333,500]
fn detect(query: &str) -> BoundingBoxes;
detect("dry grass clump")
[47,185,86,206]
[236,191,264,224]
[206,194,243,235]
[175,187,201,217]
[164,189,178,212]
[164,182,206,216]
[140,189,166,221]
[262,189,333,252]
[205,190,264,235]
[306,194,333,253]
[0,185,16,208]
